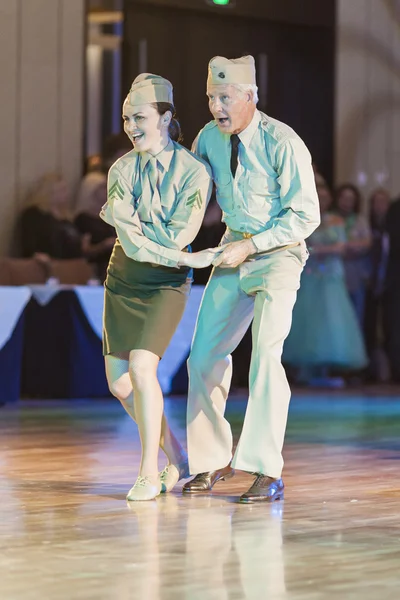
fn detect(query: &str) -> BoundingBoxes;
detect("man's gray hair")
[234,83,259,104]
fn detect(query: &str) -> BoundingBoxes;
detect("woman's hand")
[178,247,223,269]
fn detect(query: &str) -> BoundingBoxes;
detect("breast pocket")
[246,174,275,212]
[214,172,233,211]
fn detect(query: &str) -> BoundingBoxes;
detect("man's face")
[207,84,255,134]
[122,100,164,153]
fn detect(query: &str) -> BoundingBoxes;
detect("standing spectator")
[364,188,391,381]
[333,183,371,324]
[283,184,368,384]
[383,195,400,382]
[312,161,326,186]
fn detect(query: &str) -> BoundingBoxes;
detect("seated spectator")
[74,172,116,282]
[18,173,83,260]
[283,184,368,386]
[333,183,371,324]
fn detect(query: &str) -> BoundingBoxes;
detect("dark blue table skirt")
[0,314,25,404]
[21,291,110,398]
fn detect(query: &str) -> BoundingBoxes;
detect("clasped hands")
[179,238,256,269]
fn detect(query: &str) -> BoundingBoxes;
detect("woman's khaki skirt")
[103,241,192,357]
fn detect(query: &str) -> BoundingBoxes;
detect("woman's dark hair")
[151,102,183,143]
[333,183,362,214]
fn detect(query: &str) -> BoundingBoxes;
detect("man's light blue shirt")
[192,110,320,252]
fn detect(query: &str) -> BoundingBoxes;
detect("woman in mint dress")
[283,185,367,376]
[333,183,371,325]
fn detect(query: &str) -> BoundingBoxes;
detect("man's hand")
[33,252,51,265]
[212,239,256,268]
[178,247,223,269]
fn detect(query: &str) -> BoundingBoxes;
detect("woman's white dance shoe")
[126,475,161,501]
[159,463,190,493]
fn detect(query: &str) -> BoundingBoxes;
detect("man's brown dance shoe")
[182,466,235,493]
[239,475,284,503]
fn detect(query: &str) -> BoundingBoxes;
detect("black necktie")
[230,134,240,178]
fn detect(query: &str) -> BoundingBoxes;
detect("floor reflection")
[1,394,400,599]
[124,495,286,600]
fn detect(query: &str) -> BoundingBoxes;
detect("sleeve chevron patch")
[108,180,125,201]
[186,189,202,210]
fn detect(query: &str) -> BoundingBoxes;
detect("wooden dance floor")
[1,391,400,599]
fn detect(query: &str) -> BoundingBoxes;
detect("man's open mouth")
[217,117,229,125]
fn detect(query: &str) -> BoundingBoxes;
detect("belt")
[228,229,300,255]
[229,229,254,239]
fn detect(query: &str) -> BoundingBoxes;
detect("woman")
[18,173,83,260]
[100,73,218,501]
[283,184,367,382]
[74,172,116,282]
[333,183,371,324]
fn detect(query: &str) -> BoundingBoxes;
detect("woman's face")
[371,190,390,217]
[122,101,167,153]
[337,188,358,215]
[51,180,70,210]
[317,186,333,213]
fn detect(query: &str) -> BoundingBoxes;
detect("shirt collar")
[237,110,261,148]
[140,140,174,172]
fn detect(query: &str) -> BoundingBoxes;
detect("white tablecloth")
[0,287,32,350]
[26,283,205,394]
[158,286,204,393]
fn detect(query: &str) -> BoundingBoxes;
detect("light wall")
[0,0,85,256]
[335,0,400,198]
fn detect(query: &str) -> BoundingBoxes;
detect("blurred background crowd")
[1,0,400,391]
[6,136,400,389]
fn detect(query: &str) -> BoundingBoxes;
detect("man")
[383,195,400,382]
[183,55,320,503]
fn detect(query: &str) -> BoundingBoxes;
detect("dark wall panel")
[123,0,335,181]
[126,0,335,27]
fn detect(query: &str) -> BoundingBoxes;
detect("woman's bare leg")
[105,352,187,468]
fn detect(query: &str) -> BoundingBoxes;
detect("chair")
[6,258,47,285]
[0,259,11,285]
[49,259,95,285]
